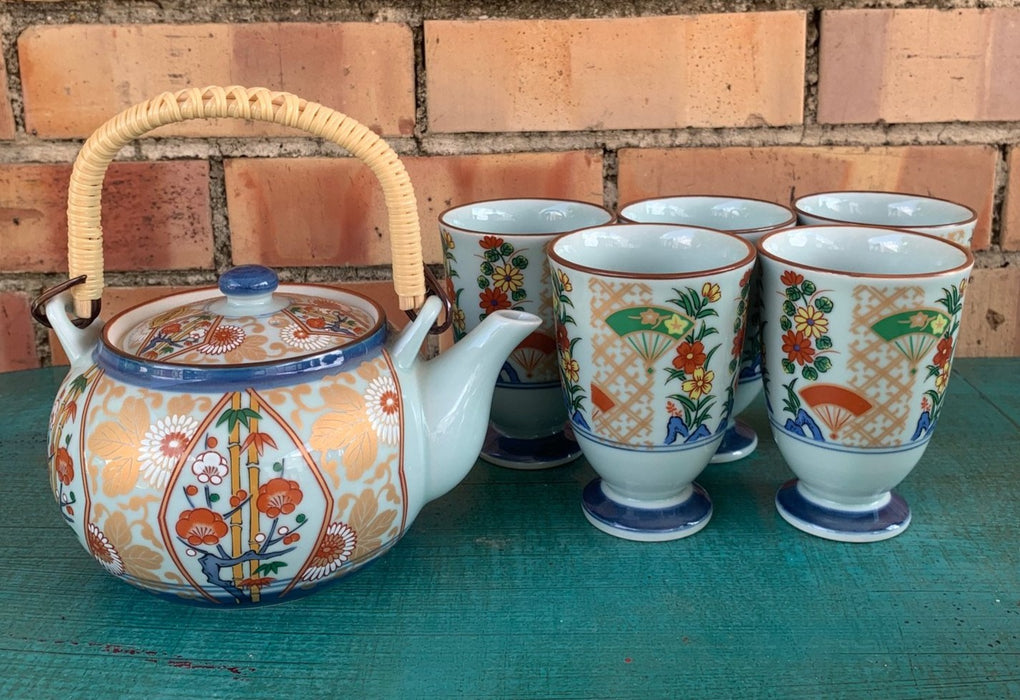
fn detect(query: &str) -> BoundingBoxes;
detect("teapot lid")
[99,266,386,385]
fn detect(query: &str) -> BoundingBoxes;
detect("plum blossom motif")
[365,375,401,445]
[86,523,125,576]
[176,508,229,546]
[191,450,229,485]
[55,447,75,485]
[256,478,304,519]
[302,521,358,581]
[139,414,199,489]
[664,314,687,336]
[638,308,662,326]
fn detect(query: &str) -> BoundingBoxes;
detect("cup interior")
[550,224,755,276]
[619,195,794,232]
[440,198,613,235]
[759,226,971,276]
[793,191,975,228]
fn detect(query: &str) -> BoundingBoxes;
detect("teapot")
[33,87,540,605]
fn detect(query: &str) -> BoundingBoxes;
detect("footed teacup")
[618,195,796,463]
[439,198,614,469]
[548,224,756,541]
[757,225,973,542]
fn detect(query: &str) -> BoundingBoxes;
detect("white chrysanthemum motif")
[364,375,400,444]
[139,414,199,489]
[200,324,246,354]
[302,521,357,581]
[280,324,333,351]
[86,523,125,576]
[191,450,229,485]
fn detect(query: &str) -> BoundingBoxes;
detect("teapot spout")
[421,308,541,502]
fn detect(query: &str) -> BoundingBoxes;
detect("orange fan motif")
[798,383,873,440]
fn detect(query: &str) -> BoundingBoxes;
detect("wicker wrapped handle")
[66,85,426,320]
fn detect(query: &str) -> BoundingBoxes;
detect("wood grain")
[0,362,1016,697]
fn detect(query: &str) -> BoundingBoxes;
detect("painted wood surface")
[0,360,1017,698]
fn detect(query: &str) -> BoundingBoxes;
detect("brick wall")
[1,2,1018,371]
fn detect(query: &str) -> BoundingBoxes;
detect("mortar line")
[208,155,232,273]
[602,145,619,213]
[803,7,820,127]
[991,144,1010,249]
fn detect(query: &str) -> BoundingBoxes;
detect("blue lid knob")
[219,265,279,297]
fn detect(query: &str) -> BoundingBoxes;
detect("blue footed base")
[480,425,582,470]
[775,479,911,543]
[581,479,713,542]
[709,419,758,464]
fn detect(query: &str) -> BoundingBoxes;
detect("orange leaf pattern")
[50,351,406,604]
[87,396,150,497]
[310,384,379,481]
[349,489,398,560]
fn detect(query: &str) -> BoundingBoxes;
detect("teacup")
[793,190,976,248]
[757,225,973,542]
[618,195,796,462]
[547,224,756,540]
[439,198,614,469]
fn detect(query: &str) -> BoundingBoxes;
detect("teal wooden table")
[1,359,1017,698]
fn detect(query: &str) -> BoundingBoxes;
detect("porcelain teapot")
[33,87,540,605]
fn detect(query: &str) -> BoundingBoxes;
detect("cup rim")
[548,223,757,280]
[617,193,797,234]
[437,197,615,236]
[792,189,978,228]
[756,224,975,279]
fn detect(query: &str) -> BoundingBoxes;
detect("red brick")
[425,13,806,133]
[1003,147,1020,251]
[956,267,1020,357]
[0,161,213,273]
[0,52,15,140]
[19,23,415,139]
[342,280,409,331]
[617,145,996,250]
[1,292,40,372]
[819,9,1020,124]
[225,151,604,267]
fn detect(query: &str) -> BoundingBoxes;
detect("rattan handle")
[67,85,426,319]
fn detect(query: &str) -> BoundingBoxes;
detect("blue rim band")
[94,323,387,391]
